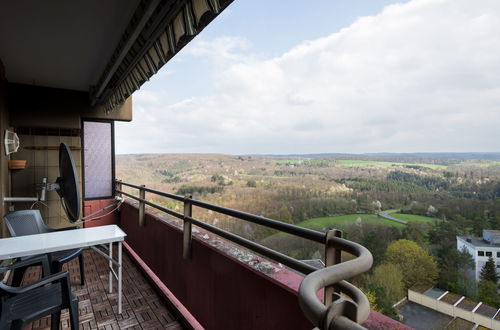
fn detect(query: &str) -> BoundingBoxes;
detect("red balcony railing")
[116,180,373,329]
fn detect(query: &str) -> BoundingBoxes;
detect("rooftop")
[398,301,453,330]
[457,235,500,248]
[485,230,500,234]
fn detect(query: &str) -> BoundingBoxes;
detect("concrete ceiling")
[0,0,140,91]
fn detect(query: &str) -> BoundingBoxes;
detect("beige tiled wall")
[11,134,82,228]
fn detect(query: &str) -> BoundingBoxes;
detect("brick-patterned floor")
[20,248,184,330]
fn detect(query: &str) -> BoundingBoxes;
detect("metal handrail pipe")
[186,216,318,275]
[298,236,373,329]
[118,190,318,274]
[189,199,326,243]
[333,280,371,324]
[118,190,184,220]
[119,182,184,202]
[118,181,326,243]
[335,280,369,313]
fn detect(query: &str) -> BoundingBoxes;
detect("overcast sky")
[115,0,500,155]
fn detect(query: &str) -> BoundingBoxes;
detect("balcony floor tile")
[19,249,184,330]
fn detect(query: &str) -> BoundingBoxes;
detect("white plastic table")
[0,225,127,313]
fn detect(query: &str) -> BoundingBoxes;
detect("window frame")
[478,251,485,257]
[81,119,116,201]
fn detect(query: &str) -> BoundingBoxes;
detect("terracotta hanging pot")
[8,159,26,170]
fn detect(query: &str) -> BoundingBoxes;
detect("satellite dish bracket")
[4,178,48,203]
[46,182,60,192]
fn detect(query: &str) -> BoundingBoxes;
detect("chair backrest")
[4,209,50,237]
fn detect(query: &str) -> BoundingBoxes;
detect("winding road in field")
[378,209,408,224]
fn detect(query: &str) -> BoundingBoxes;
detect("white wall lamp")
[4,129,20,155]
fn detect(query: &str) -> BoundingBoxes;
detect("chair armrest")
[0,254,51,275]
[0,270,69,294]
[47,225,80,232]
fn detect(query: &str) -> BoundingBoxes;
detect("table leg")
[109,242,113,293]
[118,241,123,314]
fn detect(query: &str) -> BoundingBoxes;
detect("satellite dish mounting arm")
[3,178,50,203]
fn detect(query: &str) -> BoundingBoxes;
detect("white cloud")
[116,0,500,154]
[185,36,251,61]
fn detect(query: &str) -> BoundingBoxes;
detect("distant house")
[456,230,500,282]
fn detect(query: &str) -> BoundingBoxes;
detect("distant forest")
[117,154,500,314]
[256,152,500,161]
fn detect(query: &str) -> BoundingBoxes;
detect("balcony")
[2,182,409,330]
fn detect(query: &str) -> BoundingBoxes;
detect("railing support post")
[324,229,342,306]
[116,180,122,198]
[138,185,145,227]
[183,194,193,259]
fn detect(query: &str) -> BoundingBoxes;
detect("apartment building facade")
[457,230,500,282]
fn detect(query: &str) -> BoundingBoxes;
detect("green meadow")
[296,214,405,230]
[295,212,436,232]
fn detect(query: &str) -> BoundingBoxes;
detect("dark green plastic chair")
[0,255,79,330]
[3,209,85,286]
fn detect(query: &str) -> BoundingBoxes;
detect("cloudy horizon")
[115,0,500,155]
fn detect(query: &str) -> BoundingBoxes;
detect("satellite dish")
[4,142,121,223]
[56,143,80,222]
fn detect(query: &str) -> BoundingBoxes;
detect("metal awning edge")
[90,0,234,113]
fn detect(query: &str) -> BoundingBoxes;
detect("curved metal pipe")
[118,181,326,243]
[298,236,373,329]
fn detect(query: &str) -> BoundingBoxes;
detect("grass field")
[295,212,437,232]
[296,214,406,230]
[389,213,436,223]
[336,159,448,170]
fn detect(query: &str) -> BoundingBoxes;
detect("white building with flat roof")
[456,230,500,282]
